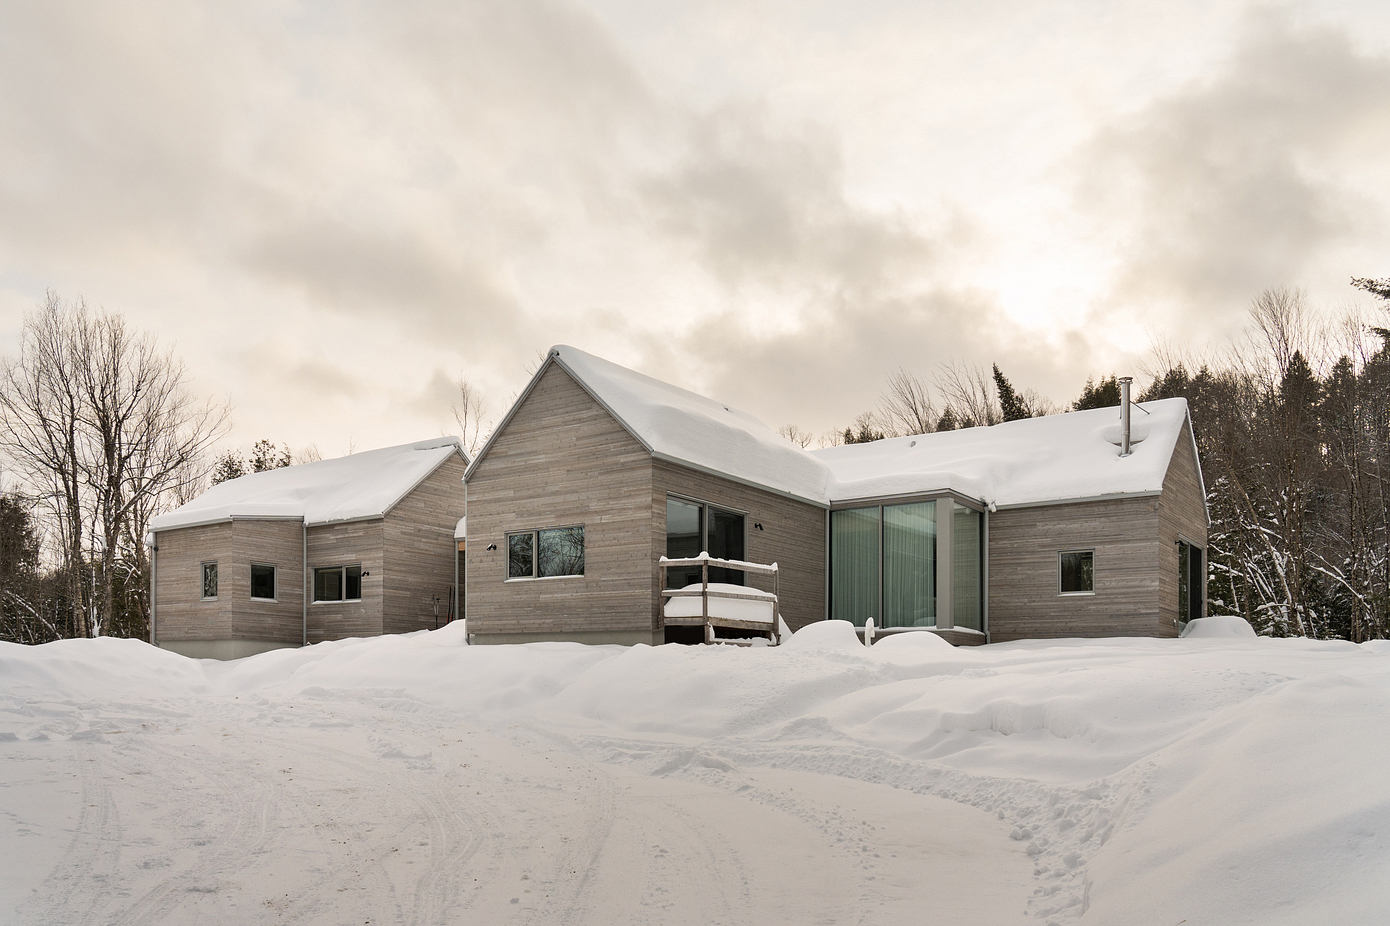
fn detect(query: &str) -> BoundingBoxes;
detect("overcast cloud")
[1,0,1387,457]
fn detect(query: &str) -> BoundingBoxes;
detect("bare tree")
[778,424,814,448]
[934,362,1000,428]
[0,293,227,639]
[451,377,491,456]
[878,369,937,437]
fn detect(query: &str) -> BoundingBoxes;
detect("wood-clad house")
[149,438,468,659]
[464,346,1208,645]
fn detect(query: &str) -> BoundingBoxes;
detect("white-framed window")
[250,563,277,601]
[507,526,585,579]
[313,564,363,602]
[201,561,218,600]
[1059,550,1094,595]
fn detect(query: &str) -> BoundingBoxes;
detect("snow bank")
[1179,615,1258,638]
[5,630,1389,925]
[150,437,462,531]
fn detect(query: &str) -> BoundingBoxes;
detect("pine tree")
[1073,375,1121,410]
[992,364,1031,421]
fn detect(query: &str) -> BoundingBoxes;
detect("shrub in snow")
[781,619,864,652]
[1179,615,1258,639]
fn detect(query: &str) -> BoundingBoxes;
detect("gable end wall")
[466,363,655,641]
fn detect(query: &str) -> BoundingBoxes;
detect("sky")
[2,0,1388,459]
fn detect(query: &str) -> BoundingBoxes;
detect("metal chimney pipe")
[1119,376,1133,457]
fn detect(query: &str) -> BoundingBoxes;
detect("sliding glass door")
[665,496,745,587]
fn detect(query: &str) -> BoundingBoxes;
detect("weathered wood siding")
[153,520,303,645]
[466,363,656,641]
[383,453,468,634]
[1157,418,1209,635]
[306,519,384,642]
[651,462,827,633]
[987,496,1162,641]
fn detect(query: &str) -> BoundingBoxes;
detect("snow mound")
[781,619,864,652]
[1180,616,1258,639]
[871,629,959,658]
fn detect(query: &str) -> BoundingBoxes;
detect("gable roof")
[814,398,1194,508]
[150,437,466,532]
[468,346,1201,511]
[468,345,832,505]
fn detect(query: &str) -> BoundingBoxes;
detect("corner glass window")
[508,527,584,579]
[313,565,363,602]
[250,564,276,600]
[201,562,218,600]
[1060,550,1094,594]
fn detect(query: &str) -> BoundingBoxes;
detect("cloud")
[1073,10,1390,334]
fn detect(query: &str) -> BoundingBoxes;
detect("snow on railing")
[659,553,780,645]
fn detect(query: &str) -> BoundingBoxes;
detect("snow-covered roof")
[544,345,832,504]
[814,398,1193,508]
[151,437,465,532]
[454,516,467,540]
[472,346,1197,510]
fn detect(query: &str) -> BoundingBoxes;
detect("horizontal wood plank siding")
[987,496,1161,641]
[383,454,468,635]
[1157,419,1209,635]
[651,461,827,633]
[153,520,303,646]
[466,363,655,640]
[306,520,384,642]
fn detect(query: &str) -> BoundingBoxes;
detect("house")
[463,346,1207,645]
[149,437,468,659]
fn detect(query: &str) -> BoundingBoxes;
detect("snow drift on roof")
[552,346,832,504]
[813,398,1191,508]
[150,437,463,531]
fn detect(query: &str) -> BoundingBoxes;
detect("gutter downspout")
[149,536,158,646]
[1119,376,1133,457]
[301,519,308,647]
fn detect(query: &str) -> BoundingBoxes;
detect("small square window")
[1060,550,1094,594]
[251,564,276,600]
[201,562,218,600]
[313,564,364,602]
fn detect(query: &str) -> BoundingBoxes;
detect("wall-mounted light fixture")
[485,543,498,551]
[754,522,764,531]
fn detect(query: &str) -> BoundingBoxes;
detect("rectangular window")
[952,506,983,630]
[1060,550,1094,595]
[883,502,935,628]
[1178,541,1204,623]
[201,562,218,600]
[313,565,363,602]
[830,506,881,626]
[664,496,745,586]
[250,563,276,600]
[508,527,584,579]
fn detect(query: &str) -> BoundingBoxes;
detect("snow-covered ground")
[3,620,1387,925]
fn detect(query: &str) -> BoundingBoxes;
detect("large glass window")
[314,564,363,602]
[201,562,218,600]
[508,527,585,579]
[952,507,983,630]
[830,507,880,625]
[883,503,935,627]
[1059,550,1094,594]
[830,499,986,631]
[664,497,744,586]
[250,563,276,601]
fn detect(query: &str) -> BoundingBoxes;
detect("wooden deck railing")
[659,554,780,645]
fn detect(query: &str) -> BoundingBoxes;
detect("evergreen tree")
[992,364,1031,421]
[1073,375,1122,410]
